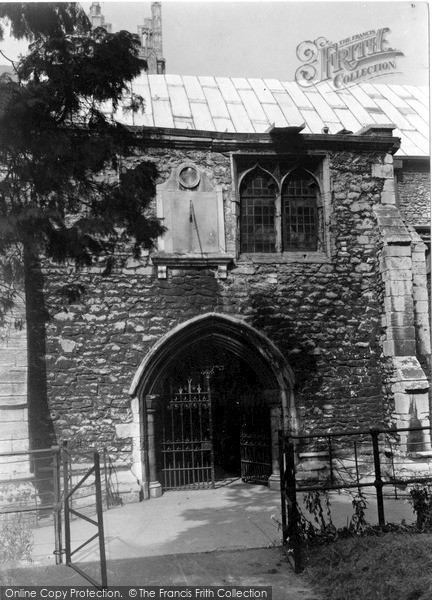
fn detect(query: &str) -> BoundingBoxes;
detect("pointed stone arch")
[238,164,279,192]
[129,313,297,498]
[130,312,295,397]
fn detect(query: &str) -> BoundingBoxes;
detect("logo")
[295,28,404,88]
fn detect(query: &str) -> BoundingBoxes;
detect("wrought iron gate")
[63,446,107,589]
[240,406,272,484]
[158,378,215,490]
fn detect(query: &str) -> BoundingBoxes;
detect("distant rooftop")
[113,75,429,157]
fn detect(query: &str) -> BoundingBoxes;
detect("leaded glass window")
[238,162,322,255]
[282,172,318,251]
[240,170,277,253]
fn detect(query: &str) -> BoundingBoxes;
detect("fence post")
[62,442,71,564]
[103,448,110,510]
[278,432,288,545]
[389,442,398,499]
[286,438,303,573]
[94,451,108,588]
[328,436,334,486]
[371,428,385,526]
[52,445,63,565]
[354,441,361,495]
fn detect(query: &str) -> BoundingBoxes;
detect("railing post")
[389,442,398,499]
[62,442,71,564]
[205,372,216,489]
[103,448,110,509]
[52,445,63,565]
[328,436,334,486]
[286,437,303,573]
[354,440,361,495]
[94,451,108,588]
[278,431,288,545]
[371,428,385,527]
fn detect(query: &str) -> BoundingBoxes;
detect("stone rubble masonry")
[396,159,430,227]
[6,144,431,502]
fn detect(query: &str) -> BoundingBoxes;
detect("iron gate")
[240,430,272,483]
[240,404,272,484]
[63,445,107,589]
[157,378,215,490]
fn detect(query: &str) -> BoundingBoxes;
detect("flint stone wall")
[32,147,415,482]
[396,159,430,227]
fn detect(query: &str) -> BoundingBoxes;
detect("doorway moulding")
[129,312,298,496]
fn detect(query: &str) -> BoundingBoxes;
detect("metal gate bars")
[240,429,272,484]
[279,425,432,573]
[158,378,215,490]
[63,445,107,589]
[240,403,272,484]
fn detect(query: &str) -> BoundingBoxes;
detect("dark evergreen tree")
[0,2,164,322]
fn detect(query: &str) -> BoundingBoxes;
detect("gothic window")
[239,163,323,255]
[282,170,318,251]
[240,169,277,253]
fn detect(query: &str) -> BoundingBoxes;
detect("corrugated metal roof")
[116,75,429,157]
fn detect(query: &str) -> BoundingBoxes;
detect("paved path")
[1,480,322,598]
[25,480,285,563]
[27,479,416,565]
[0,479,415,598]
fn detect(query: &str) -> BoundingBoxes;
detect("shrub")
[0,513,34,564]
[409,485,432,530]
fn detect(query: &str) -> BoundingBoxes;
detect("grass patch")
[304,532,432,600]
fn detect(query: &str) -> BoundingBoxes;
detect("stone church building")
[0,7,430,503]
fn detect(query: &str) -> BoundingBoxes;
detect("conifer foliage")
[0,3,164,321]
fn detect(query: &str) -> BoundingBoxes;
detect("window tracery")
[238,161,324,255]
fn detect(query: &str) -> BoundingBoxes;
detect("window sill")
[152,253,234,279]
[238,252,330,264]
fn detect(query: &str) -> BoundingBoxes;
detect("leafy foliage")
[0,3,89,41]
[0,513,34,564]
[284,485,432,580]
[409,484,432,530]
[0,3,164,322]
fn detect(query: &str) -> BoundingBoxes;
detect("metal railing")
[0,444,111,586]
[279,425,432,572]
[0,445,63,564]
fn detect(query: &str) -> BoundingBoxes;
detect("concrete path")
[29,479,415,564]
[0,478,416,598]
[1,480,322,598]
[29,479,284,563]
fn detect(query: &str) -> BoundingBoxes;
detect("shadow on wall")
[249,289,319,394]
[103,450,124,509]
[25,255,56,451]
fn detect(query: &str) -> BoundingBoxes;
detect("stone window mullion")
[275,190,282,253]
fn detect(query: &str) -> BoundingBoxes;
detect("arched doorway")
[129,313,296,498]
[154,345,273,489]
